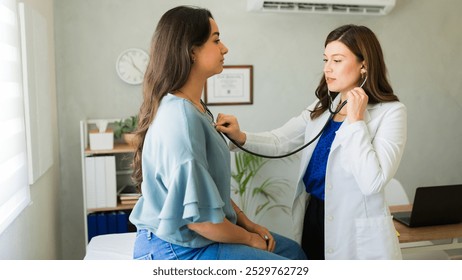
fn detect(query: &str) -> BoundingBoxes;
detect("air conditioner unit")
[247,0,396,15]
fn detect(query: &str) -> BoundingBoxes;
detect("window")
[0,0,31,234]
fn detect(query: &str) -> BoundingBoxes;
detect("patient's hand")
[248,232,269,251]
[215,113,246,145]
[248,223,275,252]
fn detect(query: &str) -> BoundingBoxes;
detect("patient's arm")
[187,218,267,251]
[230,199,275,252]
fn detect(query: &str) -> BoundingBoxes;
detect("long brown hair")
[132,6,213,188]
[311,24,399,119]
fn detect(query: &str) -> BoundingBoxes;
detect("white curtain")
[0,0,30,234]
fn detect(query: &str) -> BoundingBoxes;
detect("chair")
[385,178,450,260]
[385,178,410,206]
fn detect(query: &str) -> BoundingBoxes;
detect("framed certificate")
[204,65,253,105]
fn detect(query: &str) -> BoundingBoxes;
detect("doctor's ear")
[360,65,367,75]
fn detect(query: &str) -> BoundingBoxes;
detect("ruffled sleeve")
[156,159,226,236]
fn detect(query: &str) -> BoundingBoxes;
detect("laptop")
[392,184,462,227]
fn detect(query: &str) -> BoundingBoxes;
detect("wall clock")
[115,48,149,85]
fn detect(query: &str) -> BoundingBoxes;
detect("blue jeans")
[133,229,307,260]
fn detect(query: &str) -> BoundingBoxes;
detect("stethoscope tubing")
[222,99,347,159]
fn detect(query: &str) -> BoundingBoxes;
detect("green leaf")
[113,115,138,139]
[231,152,293,221]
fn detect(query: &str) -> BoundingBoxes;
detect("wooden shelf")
[84,143,135,155]
[116,169,133,176]
[87,202,135,214]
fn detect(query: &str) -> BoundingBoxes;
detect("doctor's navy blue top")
[129,94,237,248]
[303,118,343,201]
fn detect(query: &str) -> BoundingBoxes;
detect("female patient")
[216,24,407,260]
[128,6,305,260]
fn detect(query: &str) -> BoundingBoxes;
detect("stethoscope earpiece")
[359,75,367,88]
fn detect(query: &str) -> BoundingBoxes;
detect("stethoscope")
[204,76,367,159]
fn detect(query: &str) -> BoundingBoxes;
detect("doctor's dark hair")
[132,6,213,188]
[311,24,399,119]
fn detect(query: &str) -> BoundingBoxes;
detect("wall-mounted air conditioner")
[247,0,396,16]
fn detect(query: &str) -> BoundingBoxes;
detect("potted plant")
[231,152,291,222]
[114,115,138,146]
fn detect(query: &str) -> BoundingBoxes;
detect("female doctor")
[215,24,407,260]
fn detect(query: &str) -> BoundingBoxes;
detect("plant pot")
[122,133,136,147]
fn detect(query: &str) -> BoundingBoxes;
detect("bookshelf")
[80,119,139,244]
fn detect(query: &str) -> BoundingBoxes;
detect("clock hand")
[128,55,144,75]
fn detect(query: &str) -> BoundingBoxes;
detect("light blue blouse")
[129,94,237,248]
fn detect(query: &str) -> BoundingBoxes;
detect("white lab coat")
[232,96,407,259]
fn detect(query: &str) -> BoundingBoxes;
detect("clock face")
[116,48,149,85]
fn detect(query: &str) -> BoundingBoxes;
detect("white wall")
[0,0,60,260]
[54,0,462,259]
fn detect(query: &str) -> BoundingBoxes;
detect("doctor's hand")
[215,113,247,146]
[346,87,368,123]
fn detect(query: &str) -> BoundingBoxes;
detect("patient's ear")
[190,47,197,62]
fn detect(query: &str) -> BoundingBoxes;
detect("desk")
[390,205,462,254]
